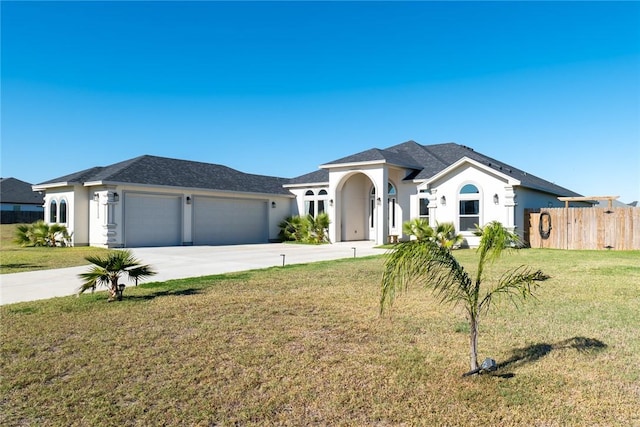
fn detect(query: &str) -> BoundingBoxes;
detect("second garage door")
[193,196,268,245]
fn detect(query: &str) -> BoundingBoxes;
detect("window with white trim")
[50,200,58,223]
[419,189,429,220]
[304,190,315,217]
[318,189,327,215]
[59,200,68,224]
[459,184,480,231]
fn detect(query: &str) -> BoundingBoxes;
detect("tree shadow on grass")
[126,288,204,301]
[494,336,607,378]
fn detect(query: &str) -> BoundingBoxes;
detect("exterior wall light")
[113,192,119,202]
[329,199,334,206]
[271,201,276,208]
[440,196,446,205]
[93,193,99,202]
[186,196,192,205]
[493,194,499,205]
[376,197,381,205]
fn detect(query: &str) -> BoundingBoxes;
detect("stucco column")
[503,186,516,232]
[428,189,439,228]
[327,172,341,243]
[375,167,389,245]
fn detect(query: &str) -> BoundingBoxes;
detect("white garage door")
[193,196,268,245]
[124,193,182,247]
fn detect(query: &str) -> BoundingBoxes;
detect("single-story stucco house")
[33,140,588,248]
[1,177,44,224]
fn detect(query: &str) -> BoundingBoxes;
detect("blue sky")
[2,1,639,203]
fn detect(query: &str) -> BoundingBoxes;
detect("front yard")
[1,247,639,425]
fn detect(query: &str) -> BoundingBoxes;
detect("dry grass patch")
[2,250,639,426]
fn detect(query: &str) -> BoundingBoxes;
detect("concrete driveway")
[0,241,386,305]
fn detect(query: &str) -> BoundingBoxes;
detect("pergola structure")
[557,196,619,209]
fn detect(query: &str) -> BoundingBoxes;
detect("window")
[419,189,429,219]
[304,190,315,217]
[370,187,376,228]
[318,190,327,215]
[388,183,397,228]
[59,200,68,224]
[458,184,480,231]
[50,200,58,223]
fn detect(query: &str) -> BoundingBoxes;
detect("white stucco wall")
[42,186,87,246]
[419,163,516,247]
[82,184,295,247]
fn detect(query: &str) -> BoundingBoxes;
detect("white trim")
[417,156,521,186]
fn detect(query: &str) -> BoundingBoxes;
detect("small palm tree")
[434,221,464,249]
[78,250,157,301]
[14,220,72,247]
[307,212,331,243]
[381,221,548,373]
[402,218,434,241]
[278,215,310,242]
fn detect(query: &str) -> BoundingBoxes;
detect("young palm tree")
[307,212,331,243]
[14,220,72,247]
[278,215,310,242]
[434,221,464,249]
[402,218,434,241]
[381,221,548,373]
[78,250,157,301]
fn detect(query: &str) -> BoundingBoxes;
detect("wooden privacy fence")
[525,207,640,250]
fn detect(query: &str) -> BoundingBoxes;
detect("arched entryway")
[331,171,396,244]
[336,173,374,241]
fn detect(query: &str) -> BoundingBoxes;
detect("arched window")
[459,184,480,231]
[318,190,327,215]
[59,200,68,224]
[370,187,377,228]
[304,190,315,217]
[388,183,397,228]
[50,200,58,223]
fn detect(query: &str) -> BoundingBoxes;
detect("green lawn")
[2,248,639,425]
[0,224,109,274]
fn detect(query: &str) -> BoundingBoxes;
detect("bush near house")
[278,213,330,244]
[13,220,72,247]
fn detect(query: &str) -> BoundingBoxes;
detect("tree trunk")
[109,278,118,300]
[469,315,479,371]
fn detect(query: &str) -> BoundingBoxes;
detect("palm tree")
[78,250,157,301]
[402,218,434,241]
[14,220,72,247]
[434,222,464,249]
[278,215,309,242]
[307,212,331,243]
[381,221,548,373]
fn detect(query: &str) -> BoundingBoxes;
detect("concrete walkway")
[0,241,386,305]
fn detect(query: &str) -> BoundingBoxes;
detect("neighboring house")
[34,141,588,248]
[0,177,44,224]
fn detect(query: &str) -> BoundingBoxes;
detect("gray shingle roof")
[38,155,293,196]
[0,177,44,205]
[293,141,582,197]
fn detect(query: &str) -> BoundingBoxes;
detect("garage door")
[124,193,182,247]
[193,196,268,245]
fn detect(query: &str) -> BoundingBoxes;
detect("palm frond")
[380,240,472,314]
[478,266,549,314]
[77,266,110,294]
